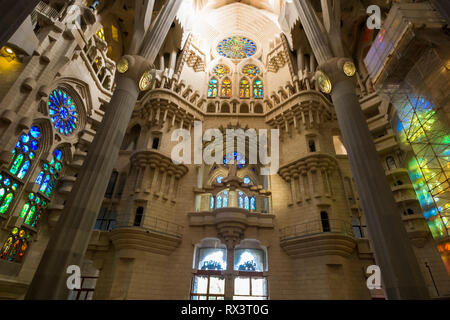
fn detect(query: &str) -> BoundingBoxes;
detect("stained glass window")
[215,190,228,209]
[253,79,263,99]
[35,149,63,197]
[198,248,227,270]
[243,176,252,184]
[224,152,246,168]
[234,249,265,272]
[240,79,250,99]
[0,227,32,263]
[217,36,256,59]
[19,193,47,228]
[208,78,218,98]
[242,64,260,77]
[0,173,18,215]
[213,64,230,78]
[10,126,40,180]
[48,89,79,135]
[210,196,215,209]
[250,197,256,211]
[221,78,232,98]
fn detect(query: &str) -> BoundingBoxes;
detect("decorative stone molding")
[280,233,356,259]
[188,207,275,247]
[109,226,182,256]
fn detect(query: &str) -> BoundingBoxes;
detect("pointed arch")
[208,78,218,98]
[253,77,263,99]
[221,77,232,98]
[240,78,250,99]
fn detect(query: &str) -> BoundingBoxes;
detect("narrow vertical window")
[208,78,218,98]
[320,211,330,232]
[134,207,144,226]
[10,126,41,180]
[221,78,231,98]
[240,78,250,98]
[253,79,263,99]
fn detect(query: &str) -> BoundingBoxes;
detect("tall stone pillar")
[25,0,183,299]
[293,0,429,299]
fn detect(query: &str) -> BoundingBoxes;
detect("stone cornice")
[278,152,338,181]
[130,150,188,178]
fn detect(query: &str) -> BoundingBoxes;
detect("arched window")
[208,78,218,98]
[253,79,263,99]
[0,227,31,263]
[308,139,316,152]
[207,103,215,113]
[35,149,63,198]
[221,103,230,113]
[134,207,144,226]
[191,239,227,300]
[239,78,250,99]
[210,195,215,209]
[0,174,18,215]
[221,78,231,98]
[254,104,263,114]
[216,190,228,209]
[216,176,224,183]
[19,192,47,228]
[240,104,249,113]
[386,156,397,170]
[10,126,41,180]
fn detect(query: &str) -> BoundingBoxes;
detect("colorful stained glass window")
[217,36,256,59]
[224,152,246,168]
[48,90,79,135]
[0,173,18,215]
[253,79,263,99]
[10,126,40,180]
[393,94,450,239]
[35,149,63,197]
[240,79,250,99]
[242,64,260,77]
[221,78,232,98]
[208,78,218,98]
[213,65,230,77]
[19,193,47,228]
[0,227,32,263]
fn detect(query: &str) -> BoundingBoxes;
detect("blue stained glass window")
[216,195,222,208]
[210,196,215,209]
[224,152,246,168]
[36,149,63,197]
[244,196,249,210]
[17,161,30,179]
[208,78,218,98]
[243,176,251,184]
[9,126,41,180]
[35,172,44,185]
[216,176,224,183]
[250,197,256,211]
[48,90,79,135]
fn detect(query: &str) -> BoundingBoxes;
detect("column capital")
[116,55,155,91]
[316,57,357,94]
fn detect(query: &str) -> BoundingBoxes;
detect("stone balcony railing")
[279,218,356,258]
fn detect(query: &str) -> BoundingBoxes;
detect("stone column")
[293,0,429,299]
[25,0,183,299]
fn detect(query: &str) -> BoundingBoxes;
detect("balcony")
[108,216,184,256]
[279,219,356,258]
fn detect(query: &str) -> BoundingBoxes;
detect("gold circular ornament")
[117,58,129,73]
[316,71,332,94]
[139,70,153,91]
[343,61,356,77]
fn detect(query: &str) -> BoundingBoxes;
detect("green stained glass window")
[0,176,17,215]
[208,78,218,98]
[35,149,63,197]
[20,193,47,228]
[253,79,263,99]
[217,36,256,59]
